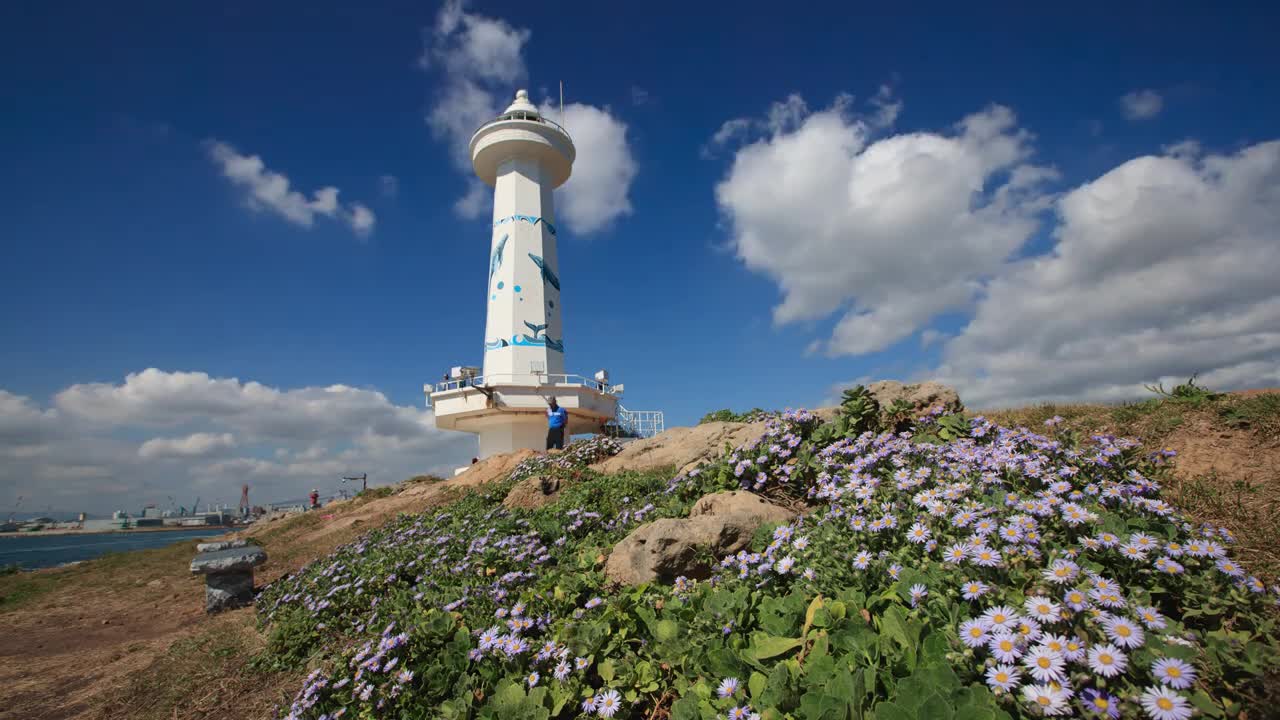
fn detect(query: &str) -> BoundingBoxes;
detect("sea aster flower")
[1087,643,1127,677]
[717,677,740,699]
[1024,596,1061,623]
[959,618,990,648]
[1023,645,1066,683]
[1021,683,1070,716]
[981,605,1019,631]
[1102,616,1144,648]
[985,664,1021,692]
[989,632,1023,663]
[595,689,622,718]
[1151,658,1196,689]
[1081,688,1121,718]
[962,580,990,600]
[1140,686,1192,720]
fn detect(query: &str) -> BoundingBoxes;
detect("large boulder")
[866,380,962,418]
[604,491,795,586]
[690,491,795,525]
[591,421,769,476]
[502,475,564,510]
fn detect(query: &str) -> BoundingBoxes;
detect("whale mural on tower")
[488,234,508,288]
[527,253,561,292]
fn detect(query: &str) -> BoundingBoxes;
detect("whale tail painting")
[488,234,508,287]
[527,253,561,292]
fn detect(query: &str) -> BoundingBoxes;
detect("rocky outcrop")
[866,380,962,418]
[502,475,564,510]
[591,421,770,476]
[605,491,795,586]
[690,491,795,525]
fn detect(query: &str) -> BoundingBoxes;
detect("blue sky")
[3,1,1279,512]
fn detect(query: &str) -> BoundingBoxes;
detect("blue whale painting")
[527,253,561,292]
[488,234,508,288]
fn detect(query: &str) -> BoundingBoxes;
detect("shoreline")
[0,525,239,538]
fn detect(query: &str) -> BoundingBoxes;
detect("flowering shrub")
[261,407,1279,720]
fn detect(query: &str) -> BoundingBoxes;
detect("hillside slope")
[0,389,1275,720]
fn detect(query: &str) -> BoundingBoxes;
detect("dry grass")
[90,611,301,720]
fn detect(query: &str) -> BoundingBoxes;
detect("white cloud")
[138,432,237,460]
[714,93,1056,355]
[539,101,636,233]
[934,140,1280,408]
[1,370,473,512]
[206,141,375,238]
[420,1,637,234]
[1120,89,1163,120]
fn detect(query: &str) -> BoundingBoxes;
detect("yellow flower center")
[1038,657,1051,669]
[1037,696,1051,706]
[1157,698,1173,711]
[1117,626,1131,637]
[1068,643,1080,652]
[1167,667,1181,677]
[970,628,983,638]
[1100,654,1113,665]
[1093,698,1110,710]
[993,614,1006,623]
[1000,641,1013,652]
[1038,604,1050,614]
[995,672,1008,683]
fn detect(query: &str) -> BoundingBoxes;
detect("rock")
[146,579,163,589]
[196,539,247,553]
[690,491,795,526]
[502,475,563,510]
[604,492,796,586]
[189,546,267,575]
[866,380,962,418]
[204,572,255,613]
[591,421,771,476]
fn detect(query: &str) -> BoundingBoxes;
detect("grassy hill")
[1,386,1277,720]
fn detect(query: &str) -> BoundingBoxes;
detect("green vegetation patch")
[257,392,1279,720]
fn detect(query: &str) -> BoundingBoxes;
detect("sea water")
[0,528,232,570]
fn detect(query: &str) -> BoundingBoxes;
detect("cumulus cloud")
[3,370,473,512]
[206,141,375,238]
[539,101,636,233]
[714,93,1056,355]
[934,140,1280,408]
[420,0,637,233]
[1120,89,1163,120]
[138,432,236,460]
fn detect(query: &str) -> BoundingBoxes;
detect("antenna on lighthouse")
[559,80,565,130]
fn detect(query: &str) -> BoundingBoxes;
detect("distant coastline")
[0,525,236,538]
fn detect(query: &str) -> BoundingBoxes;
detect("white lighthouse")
[427,89,622,459]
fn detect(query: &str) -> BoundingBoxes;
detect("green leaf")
[1189,690,1223,718]
[655,619,680,642]
[749,671,768,700]
[670,696,700,720]
[874,702,912,720]
[598,659,616,682]
[917,692,954,720]
[750,632,805,661]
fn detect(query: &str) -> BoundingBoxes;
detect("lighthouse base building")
[427,90,650,461]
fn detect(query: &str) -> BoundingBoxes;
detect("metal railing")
[473,111,573,143]
[615,406,665,439]
[430,373,614,395]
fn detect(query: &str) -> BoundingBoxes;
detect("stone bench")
[190,539,267,613]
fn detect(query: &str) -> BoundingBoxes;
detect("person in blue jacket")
[546,397,568,450]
